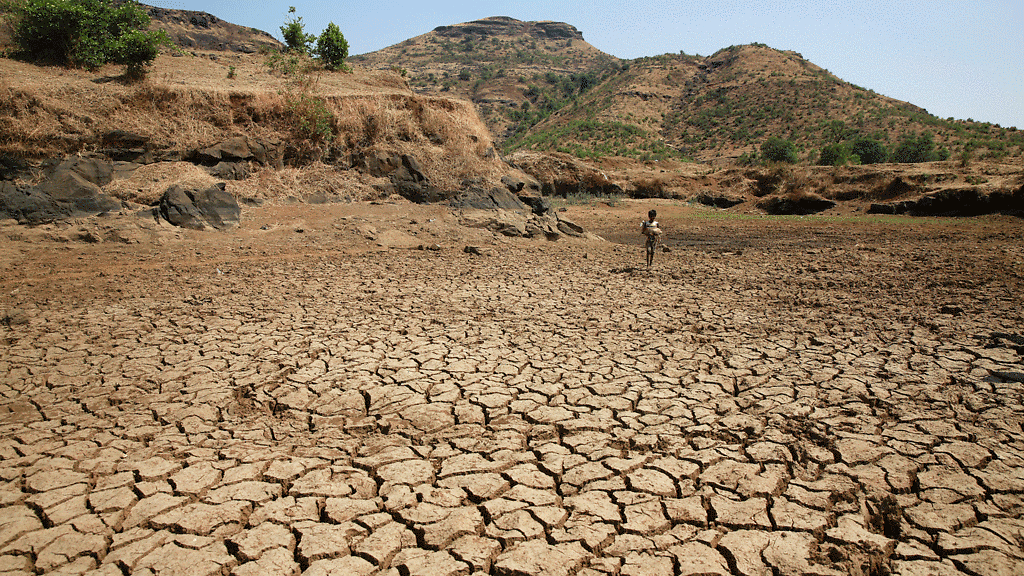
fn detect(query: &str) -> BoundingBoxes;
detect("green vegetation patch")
[515,119,686,161]
[5,0,170,79]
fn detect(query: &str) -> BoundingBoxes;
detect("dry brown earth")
[1,200,1023,575]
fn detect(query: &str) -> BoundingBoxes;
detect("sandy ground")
[1,200,1023,576]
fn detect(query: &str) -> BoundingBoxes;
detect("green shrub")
[280,6,315,54]
[817,142,849,166]
[315,22,348,71]
[284,91,334,144]
[761,136,798,163]
[891,132,948,163]
[8,0,168,77]
[115,28,165,80]
[851,137,887,164]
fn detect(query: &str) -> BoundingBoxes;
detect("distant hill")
[525,44,1023,164]
[355,23,1023,165]
[350,17,622,142]
[141,4,283,54]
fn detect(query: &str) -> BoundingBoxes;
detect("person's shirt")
[642,220,660,233]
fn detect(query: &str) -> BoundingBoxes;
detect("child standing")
[640,209,662,269]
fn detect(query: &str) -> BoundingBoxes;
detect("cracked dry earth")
[1,202,1024,576]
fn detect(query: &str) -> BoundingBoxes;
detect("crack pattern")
[1,224,1023,576]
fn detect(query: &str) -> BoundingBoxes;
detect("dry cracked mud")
[1,200,1023,576]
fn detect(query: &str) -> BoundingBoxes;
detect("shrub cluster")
[7,0,168,79]
[817,143,849,166]
[851,137,888,164]
[761,136,798,163]
[278,6,348,72]
[280,6,316,54]
[815,137,889,166]
[890,132,949,163]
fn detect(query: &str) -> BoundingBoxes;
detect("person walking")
[641,209,662,269]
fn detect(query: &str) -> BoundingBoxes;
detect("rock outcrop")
[158,183,240,230]
[451,187,595,240]
[353,151,446,204]
[144,6,283,53]
[432,17,584,42]
[757,195,836,215]
[0,157,122,223]
[868,186,1024,217]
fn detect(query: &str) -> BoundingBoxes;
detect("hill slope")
[356,25,1023,165]
[524,44,1024,165]
[143,4,283,53]
[350,16,622,142]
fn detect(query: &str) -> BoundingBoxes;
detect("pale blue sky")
[148,0,1023,129]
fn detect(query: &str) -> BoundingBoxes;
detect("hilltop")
[350,16,623,142]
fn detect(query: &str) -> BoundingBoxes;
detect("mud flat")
[1,201,1022,575]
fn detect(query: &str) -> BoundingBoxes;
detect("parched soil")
[1,200,1023,576]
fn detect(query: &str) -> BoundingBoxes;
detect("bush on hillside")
[891,132,949,163]
[315,22,348,71]
[8,0,168,78]
[817,143,850,166]
[851,137,888,164]
[280,6,315,54]
[761,136,798,164]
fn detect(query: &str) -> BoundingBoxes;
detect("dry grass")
[228,163,387,204]
[105,162,220,204]
[631,176,669,198]
[329,94,503,190]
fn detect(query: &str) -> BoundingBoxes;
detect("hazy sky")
[147,0,1023,129]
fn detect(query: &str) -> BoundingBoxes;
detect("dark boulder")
[159,186,205,230]
[757,195,835,215]
[450,187,530,212]
[42,156,114,188]
[159,183,240,230]
[0,181,73,222]
[518,195,551,216]
[192,136,281,169]
[555,213,586,237]
[694,191,744,209]
[1,157,121,222]
[36,171,122,216]
[501,174,548,215]
[868,186,1024,217]
[354,151,444,203]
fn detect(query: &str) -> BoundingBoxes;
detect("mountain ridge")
[352,17,1022,165]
